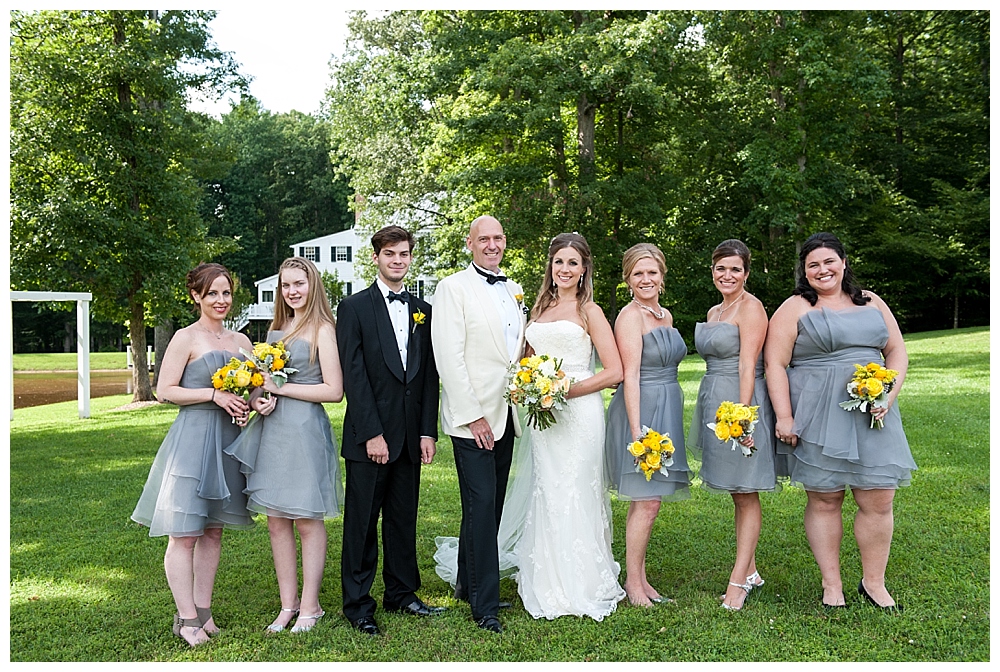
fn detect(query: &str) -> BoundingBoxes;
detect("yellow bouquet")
[707,401,760,457]
[628,426,675,481]
[211,357,263,421]
[240,340,300,397]
[839,362,899,429]
[504,354,572,431]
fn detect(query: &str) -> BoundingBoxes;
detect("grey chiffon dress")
[689,321,786,493]
[131,350,254,537]
[784,307,916,491]
[604,326,692,501]
[225,332,344,519]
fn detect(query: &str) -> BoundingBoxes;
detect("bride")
[498,232,626,620]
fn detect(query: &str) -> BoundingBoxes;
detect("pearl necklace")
[632,299,665,320]
[715,289,746,320]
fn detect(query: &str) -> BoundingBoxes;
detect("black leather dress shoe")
[476,616,502,633]
[390,598,447,617]
[350,616,381,636]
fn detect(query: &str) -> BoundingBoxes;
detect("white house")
[235,227,435,329]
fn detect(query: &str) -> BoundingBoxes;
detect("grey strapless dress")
[131,350,254,537]
[225,332,344,519]
[784,308,915,491]
[604,326,692,501]
[689,322,786,493]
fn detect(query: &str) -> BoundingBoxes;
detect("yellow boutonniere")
[412,310,426,332]
[514,292,528,315]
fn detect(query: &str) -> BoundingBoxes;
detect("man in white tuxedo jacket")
[431,215,525,634]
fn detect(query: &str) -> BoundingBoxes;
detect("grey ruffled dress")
[604,326,692,501]
[131,350,254,537]
[784,307,916,491]
[689,321,785,493]
[225,332,344,519]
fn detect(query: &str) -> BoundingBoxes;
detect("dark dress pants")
[451,409,516,620]
[341,456,421,621]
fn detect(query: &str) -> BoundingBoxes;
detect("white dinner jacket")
[432,265,526,441]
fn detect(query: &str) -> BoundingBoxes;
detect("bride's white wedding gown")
[506,320,625,620]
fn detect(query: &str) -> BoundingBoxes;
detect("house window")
[405,280,425,299]
[299,246,320,262]
[261,290,274,303]
[334,246,352,262]
[344,282,352,296]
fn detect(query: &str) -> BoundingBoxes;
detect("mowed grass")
[13,352,130,371]
[9,327,989,661]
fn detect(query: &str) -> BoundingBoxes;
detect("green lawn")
[13,351,131,371]
[9,326,989,661]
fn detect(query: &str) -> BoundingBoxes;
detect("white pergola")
[10,291,92,419]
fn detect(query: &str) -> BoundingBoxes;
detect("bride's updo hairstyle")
[186,263,234,309]
[792,232,870,307]
[530,232,594,329]
[271,256,336,363]
[621,243,666,292]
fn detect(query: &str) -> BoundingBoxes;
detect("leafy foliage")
[327,10,988,335]
[10,10,244,399]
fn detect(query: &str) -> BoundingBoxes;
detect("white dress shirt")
[472,263,521,362]
[376,277,409,370]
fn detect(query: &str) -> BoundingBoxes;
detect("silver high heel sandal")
[747,571,765,591]
[291,610,325,634]
[265,606,300,634]
[721,581,752,611]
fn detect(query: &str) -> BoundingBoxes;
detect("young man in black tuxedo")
[336,225,443,636]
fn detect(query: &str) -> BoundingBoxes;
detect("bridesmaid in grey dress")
[226,257,345,633]
[689,239,782,611]
[765,233,914,610]
[605,243,692,607]
[132,263,254,647]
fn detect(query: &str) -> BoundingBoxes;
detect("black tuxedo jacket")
[336,282,439,464]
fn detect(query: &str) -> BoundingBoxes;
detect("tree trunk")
[953,292,959,329]
[577,92,597,183]
[153,318,174,388]
[129,295,155,402]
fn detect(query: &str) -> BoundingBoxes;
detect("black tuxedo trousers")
[450,409,516,621]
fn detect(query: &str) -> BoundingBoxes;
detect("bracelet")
[211,389,216,403]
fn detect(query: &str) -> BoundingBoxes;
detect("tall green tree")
[202,99,354,286]
[330,10,706,319]
[10,10,244,401]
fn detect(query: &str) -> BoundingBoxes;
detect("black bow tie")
[387,290,410,303]
[474,264,507,285]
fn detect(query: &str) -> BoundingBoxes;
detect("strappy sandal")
[747,571,765,590]
[196,606,219,636]
[291,610,325,634]
[172,614,209,647]
[265,606,300,634]
[721,581,751,611]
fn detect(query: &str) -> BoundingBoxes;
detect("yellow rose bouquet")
[504,354,572,431]
[839,362,899,429]
[240,340,300,398]
[707,401,760,457]
[211,357,263,422]
[627,426,675,481]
